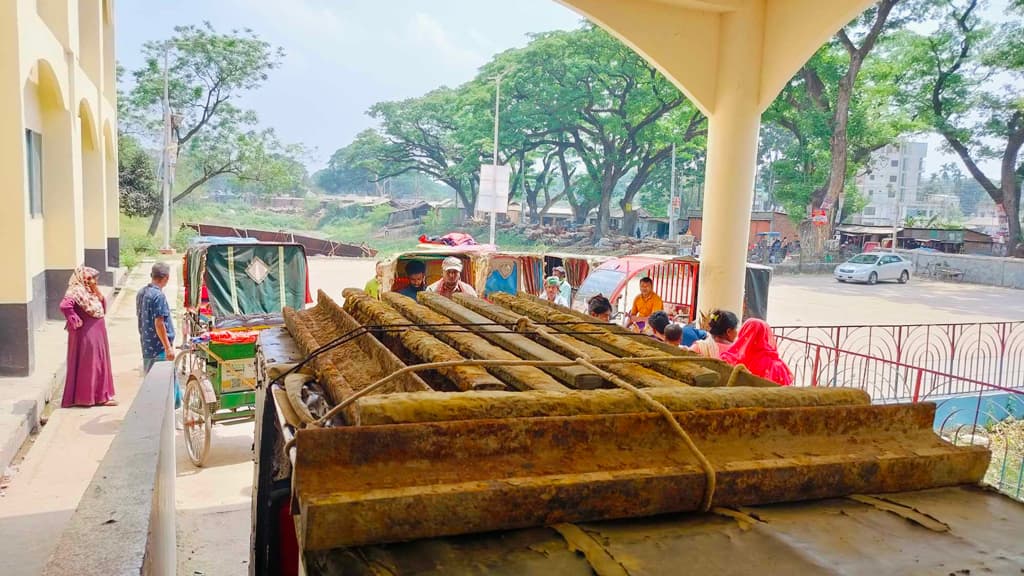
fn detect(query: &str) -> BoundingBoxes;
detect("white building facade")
[851,141,927,226]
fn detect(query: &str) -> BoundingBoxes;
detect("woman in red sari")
[60,266,117,407]
[721,318,794,386]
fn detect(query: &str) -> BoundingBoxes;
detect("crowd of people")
[585,282,793,386]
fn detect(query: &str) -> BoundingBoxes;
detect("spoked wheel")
[183,376,212,467]
[868,272,878,285]
[898,270,910,284]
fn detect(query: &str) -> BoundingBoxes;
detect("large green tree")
[486,27,703,238]
[899,0,1024,254]
[762,0,920,248]
[124,23,304,234]
[316,129,389,195]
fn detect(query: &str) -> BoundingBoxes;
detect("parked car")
[834,253,911,285]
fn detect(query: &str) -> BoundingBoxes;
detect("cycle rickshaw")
[177,239,310,466]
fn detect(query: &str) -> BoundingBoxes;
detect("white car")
[834,253,912,285]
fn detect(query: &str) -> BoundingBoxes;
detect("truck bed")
[305,485,1024,575]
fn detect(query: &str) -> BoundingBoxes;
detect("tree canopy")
[122,23,307,234]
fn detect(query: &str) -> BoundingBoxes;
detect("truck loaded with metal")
[249,289,1024,575]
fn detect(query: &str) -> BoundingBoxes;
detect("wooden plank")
[419,292,603,390]
[352,387,873,425]
[490,293,719,387]
[342,289,505,391]
[381,292,567,392]
[452,293,686,389]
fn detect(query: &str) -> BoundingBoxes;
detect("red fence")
[774,321,1024,395]
[772,322,1024,501]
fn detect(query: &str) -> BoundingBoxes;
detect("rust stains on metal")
[490,293,719,387]
[381,292,567,392]
[520,292,778,388]
[292,402,989,550]
[284,292,428,422]
[342,289,505,392]
[418,292,603,389]
[452,293,689,390]
[351,387,872,425]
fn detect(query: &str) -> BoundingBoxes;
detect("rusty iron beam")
[292,401,990,549]
[342,289,505,391]
[452,293,688,390]
[490,293,718,387]
[381,292,567,392]
[351,387,872,425]
[418,292,603,390]
[284,292,429,422]
[521,292,778,388]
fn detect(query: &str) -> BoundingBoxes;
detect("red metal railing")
[774,332,1024,501]
[774,321,1024,392]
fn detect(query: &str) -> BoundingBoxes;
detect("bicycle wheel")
[183,376,212,467]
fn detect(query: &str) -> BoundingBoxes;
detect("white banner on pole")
[477,164,511,214]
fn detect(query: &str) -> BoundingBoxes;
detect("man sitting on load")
[427,257,477,298]
[398,260,428,300]
[626,276,663,332]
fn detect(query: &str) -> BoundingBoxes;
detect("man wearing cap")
[539,276,570,307]
[552,266,572,303]
[427,257,477,298]
[398,260,428,300]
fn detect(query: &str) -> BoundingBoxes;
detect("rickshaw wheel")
[183,376,211,467]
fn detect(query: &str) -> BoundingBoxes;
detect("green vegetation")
[121,23,307,235]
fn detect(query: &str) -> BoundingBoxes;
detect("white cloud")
[408,12,485,69]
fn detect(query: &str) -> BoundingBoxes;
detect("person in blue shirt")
[136,262,176,374]
[398,260,428,300]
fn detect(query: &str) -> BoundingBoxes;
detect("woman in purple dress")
[60,266,117,407]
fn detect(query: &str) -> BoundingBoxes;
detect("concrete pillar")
[104,126,119,268]
[81,109,108,281]
[0,1,34,376]
[696,4,764,321]
[41,94,83,320]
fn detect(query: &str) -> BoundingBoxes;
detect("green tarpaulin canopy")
[186,242,308,318]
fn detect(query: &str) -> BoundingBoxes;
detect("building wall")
[688,213,797,246]
[0,0,118,376]
[853,141,927,226]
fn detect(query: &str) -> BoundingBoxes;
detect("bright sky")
[116,0,1007,175]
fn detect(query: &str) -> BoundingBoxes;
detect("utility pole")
[668,143,678,242]
[488,71,507,246]
[160,45,172,251]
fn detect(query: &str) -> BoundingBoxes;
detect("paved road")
[768,274,1024,326]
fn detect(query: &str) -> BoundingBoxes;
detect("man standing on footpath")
[137,262,176,373]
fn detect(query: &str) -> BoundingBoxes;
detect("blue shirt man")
[137,262,176,373]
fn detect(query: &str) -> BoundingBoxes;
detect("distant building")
[851,141,927,226]
[688,211,797,247]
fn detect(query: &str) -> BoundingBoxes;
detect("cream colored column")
[104,129,119,254]
[82,124,107,267]
[42,102,84,270]
[0,2,29,303]
[695,2,765,320]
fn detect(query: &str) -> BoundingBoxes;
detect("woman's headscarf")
[65,266,105,318]
[720,319,793,386]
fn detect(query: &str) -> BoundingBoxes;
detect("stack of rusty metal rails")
[277,289,991,553]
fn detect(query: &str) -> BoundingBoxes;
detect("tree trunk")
[1002,178,1022,257]
[147,205,163,236]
